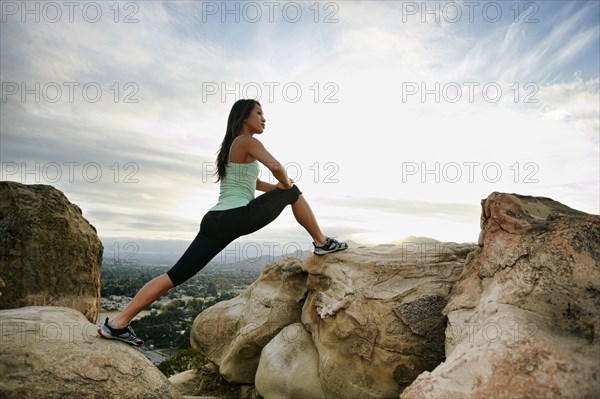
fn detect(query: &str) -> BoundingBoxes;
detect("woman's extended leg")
[109,274,174,329]
[292,194,327,246]
[97,274,174,346]
[99,229,233,345]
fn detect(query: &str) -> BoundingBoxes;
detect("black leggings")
[166,185,302,286]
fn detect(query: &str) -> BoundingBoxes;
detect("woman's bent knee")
[287,184,302,203]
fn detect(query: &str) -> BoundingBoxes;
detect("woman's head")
[216,99,262,181]
[226,99,262,139]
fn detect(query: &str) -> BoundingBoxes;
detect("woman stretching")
[98,99,347,346]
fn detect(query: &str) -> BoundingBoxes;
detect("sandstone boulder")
[0,182,103,323]
[190,257,308,384]
[255,322,326,399]
[301,242,477,399]
[401,192,600,399]
[0,306,181,398]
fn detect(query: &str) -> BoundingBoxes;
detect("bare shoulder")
[232,135,260,152]
[241,136,265,149]
[231,136,269,163]
[242,136,277,164]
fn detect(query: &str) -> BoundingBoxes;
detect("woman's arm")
[245,137,293,189]
[256,178,294,192]
[256,178,277,192]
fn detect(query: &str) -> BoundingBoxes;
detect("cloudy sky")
[1,1,598,263]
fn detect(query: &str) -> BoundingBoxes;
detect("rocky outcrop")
[189,192,599,399]
[0,182,103,323]
[190,257,308,384]
[6,185,588,398]
[402,192,600,399]
[190,241,475,398]
[0,306,182,398]
[300,242,476,399]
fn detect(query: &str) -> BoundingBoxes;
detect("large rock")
[402,192,600,399]
[0,306,181,398]
[255,323,326,399]
[190,257,308,384]
[0,182,102,323]
[301,242,477,399]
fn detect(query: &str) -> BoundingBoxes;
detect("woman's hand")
[276,178,293,190]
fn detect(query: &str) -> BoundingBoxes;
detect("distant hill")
[387,235,441,245]
[345,239,366,249]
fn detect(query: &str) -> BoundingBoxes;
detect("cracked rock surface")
[300,241,476,398]
[402,192,600,399]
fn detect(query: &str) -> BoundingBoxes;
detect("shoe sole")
[97,326,144,347]
[313,245,348,256]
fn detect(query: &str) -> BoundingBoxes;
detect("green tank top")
[209,139,260,211]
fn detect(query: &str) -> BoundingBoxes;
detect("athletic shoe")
[97,317,144,347]
[313,237,348,255]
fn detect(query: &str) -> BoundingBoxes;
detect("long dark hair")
[216,99,261,182]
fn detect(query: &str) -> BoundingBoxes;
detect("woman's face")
[243,104,266,134]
